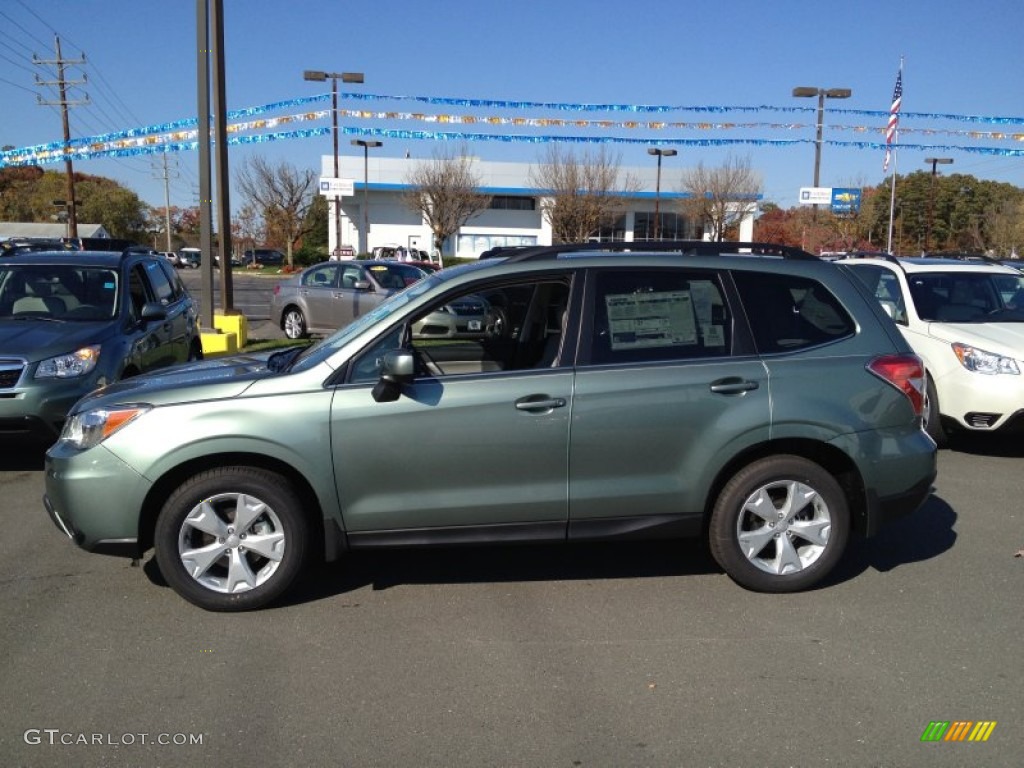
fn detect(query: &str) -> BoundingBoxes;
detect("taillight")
[867,354,925,416]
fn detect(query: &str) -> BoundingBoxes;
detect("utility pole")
[35,37,88,240]
[154,154,178,253]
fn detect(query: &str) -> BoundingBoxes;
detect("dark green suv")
[0,250,201,443]
[44,242,936,610]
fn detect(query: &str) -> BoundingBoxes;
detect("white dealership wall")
[321,155,756,258]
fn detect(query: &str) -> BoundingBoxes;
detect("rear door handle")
[709,377,759,394]
[515,395,567,412]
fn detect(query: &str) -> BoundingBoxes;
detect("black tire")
[188,339,203,362]
[282,307,307,339]
[154,467,310,611]
[923,375,947,447]
[709,456,849,593]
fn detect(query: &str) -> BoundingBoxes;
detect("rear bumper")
[865,471,936,537]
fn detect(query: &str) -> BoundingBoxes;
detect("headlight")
[35,345,101,379]
[952,342,1020,375]
[59,406,150,450]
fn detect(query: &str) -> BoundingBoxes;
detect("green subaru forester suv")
[44,242,936,611]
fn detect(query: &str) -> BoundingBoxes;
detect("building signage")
[830,188,862,215]
[319,177,354,198]
[798,187,832,205]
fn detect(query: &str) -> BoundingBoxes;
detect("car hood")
[71,349,277,411]
[0,318,111,362]
[928,321,1024,358]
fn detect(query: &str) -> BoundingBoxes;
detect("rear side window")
[588,269,731,365]
[733,271,855,353]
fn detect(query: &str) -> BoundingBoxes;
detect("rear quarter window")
[733,271,855,353]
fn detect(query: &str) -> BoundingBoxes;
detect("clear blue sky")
[2,0,1022,214]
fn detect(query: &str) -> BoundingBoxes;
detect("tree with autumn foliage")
[234,155,318,269]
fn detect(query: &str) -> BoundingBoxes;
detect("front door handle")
[709,377,759,394]
[515,395,567,412]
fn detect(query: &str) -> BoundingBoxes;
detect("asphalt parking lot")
[1,436,1021,768]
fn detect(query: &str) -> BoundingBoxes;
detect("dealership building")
[322,155,757,259]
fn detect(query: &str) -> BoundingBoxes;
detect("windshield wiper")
[5,315,65,323]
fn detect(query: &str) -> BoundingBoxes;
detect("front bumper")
[0,371,104,442]
[43,442,152,558]
[935,368,1024,433]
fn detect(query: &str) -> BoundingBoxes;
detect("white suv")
[844,255,1024,444]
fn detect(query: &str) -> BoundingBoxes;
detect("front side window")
[587,269,731,365]
[348,275,573,383]
[143,259,175,304]
[847,264,907,323]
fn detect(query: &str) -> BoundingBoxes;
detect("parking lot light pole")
[924,157,953,252]
[792,86,852,219]
[647,148,677,240]
[351,139,382,255]
[303,69,364,256]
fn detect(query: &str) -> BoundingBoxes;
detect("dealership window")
[456,234,538,257]
[590,214,628,242]
[634,212,693,240]
[489,195,536,211]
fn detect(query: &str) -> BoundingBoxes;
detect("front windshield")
[365,262,426,289]
[288,260,498,372]
[909,272,1024,322]
[0,264,119,321]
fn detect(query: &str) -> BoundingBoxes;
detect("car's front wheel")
[282,307,307,339]
[154,467,310,611]
[709,456,849,593]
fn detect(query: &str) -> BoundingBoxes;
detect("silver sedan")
[270,260,426,339]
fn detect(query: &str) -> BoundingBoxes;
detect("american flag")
[883,68,903,173]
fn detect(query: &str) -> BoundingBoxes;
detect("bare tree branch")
[528,145,638,243]
[402,145,491,253]
[678,155,761,241]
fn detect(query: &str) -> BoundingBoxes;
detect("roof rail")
[922,251,1000,263]
[502,240,819,263]
[836,251,902,266]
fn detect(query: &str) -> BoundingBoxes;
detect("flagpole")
[886,150,898,253]
[885,57,904,254]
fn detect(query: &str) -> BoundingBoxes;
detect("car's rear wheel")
[922,375,947,446]
[283,307,307,339]
[709,456,849,593]
[154,467,310,611]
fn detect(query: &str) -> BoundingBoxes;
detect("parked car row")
[0,248,202,444]
[43,241,936,611]
[841,253,1024,444]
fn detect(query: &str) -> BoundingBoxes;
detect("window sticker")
[688,281,717,326]
[703,325,725,347]
[606,290,697,350]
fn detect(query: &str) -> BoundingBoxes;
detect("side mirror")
[140,301,167,323]
[353,280,372,291]
[371,350,415,402]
